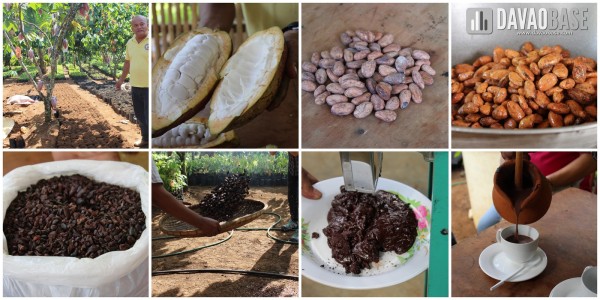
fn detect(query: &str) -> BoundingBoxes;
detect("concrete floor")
[300,152,431,297]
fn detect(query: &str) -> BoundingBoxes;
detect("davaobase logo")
[467,7,589,35]
[466,8,493,34]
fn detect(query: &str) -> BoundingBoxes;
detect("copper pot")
[492,159,552,224]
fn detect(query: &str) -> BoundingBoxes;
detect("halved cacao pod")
[208,26,286,135]
[152,28,231,137]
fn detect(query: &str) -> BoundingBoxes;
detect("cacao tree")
[3,3,83,122]
[77,3,147,80]
[3,44,12,70]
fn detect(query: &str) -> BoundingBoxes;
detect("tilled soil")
[73,78,136,123]
[3,80,140,148]
[152,186,298,297]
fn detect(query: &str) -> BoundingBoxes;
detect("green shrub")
[153,152,187,194]
[186,152,288,176]
[50,73,66,80]
[69,71,87,79]
[68,65,81,73]
[10,56,18,66]
[3,70,18,79]
[17,72,32,82]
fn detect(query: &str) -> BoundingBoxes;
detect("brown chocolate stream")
[507,175,533,242]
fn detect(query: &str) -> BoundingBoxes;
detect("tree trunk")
[36,48,46,74]
[112,59,117,81]
[42,95,51,122]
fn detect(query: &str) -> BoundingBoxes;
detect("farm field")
[3,79,139,148]
[3,3,147,148]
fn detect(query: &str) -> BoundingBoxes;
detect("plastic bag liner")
[3,160,149,296]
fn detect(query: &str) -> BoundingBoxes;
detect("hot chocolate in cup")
[496,225,539,263]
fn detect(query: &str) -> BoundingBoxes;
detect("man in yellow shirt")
[116,15,150,148]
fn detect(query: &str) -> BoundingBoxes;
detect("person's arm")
[116,60,130,90]
[198,4,235,32]
[546,153,596,188]
[152,183,221,236]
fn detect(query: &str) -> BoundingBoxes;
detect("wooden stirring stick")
[515,152,523,190]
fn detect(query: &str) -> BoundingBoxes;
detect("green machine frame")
[424,152,449,296]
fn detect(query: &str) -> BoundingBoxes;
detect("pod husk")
[152,28,231,138]
[208,26,287,135]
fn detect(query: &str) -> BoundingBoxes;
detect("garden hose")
[257,212,298,245]
[152,230,234,259]
[151,212,297,259]
[152,235,178,240]
[152,269,298,280]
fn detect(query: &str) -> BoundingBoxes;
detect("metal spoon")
[490,255,542,291]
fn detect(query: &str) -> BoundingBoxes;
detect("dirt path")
[3,80,140,148]
[152,186,299,297]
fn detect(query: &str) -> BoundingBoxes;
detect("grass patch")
[49,73,66,80]
[69,71,87,79]
[17,72,34,82]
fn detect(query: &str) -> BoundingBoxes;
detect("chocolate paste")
[323,187,418,274]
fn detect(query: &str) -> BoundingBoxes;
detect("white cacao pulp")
[156,35,219,118]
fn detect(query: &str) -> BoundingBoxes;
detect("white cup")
[577,266,597,297]
[496,224,539,263]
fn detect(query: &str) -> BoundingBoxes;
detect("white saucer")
[479,243,547,282]
[550,278,593,297]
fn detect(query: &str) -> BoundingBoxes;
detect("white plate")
[550,277,596,297]
[479,243,547,282]
[301,177,431,289]
[550,278,581,297]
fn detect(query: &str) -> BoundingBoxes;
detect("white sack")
[7,95,36,105]
[3,160,149,296]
